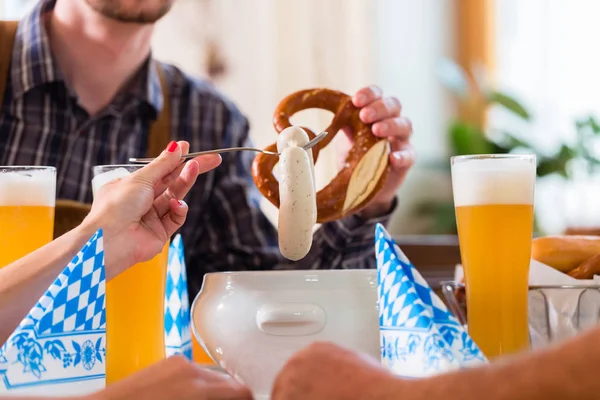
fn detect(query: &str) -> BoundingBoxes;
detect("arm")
[1,397,79,400]
[387,326,600,400]
[0,220,99,344]
[272,328,600,400]
[0,355,251,400]
[0,141,215,345]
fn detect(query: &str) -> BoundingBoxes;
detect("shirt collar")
[10,0,164,113]
[123,57,164,114]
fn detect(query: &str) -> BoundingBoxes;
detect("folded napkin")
[0,230,106,396]
[452,261,600,349]
[0,232,192,396]
[527,260,600,348]
[375,224,487,378]
[164,235,192,359]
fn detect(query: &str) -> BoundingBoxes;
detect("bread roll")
[531,235,600,273]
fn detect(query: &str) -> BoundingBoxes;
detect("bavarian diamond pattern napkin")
[164,234,192,359]
[0,230,106,395]
[0,230,193,395]
[375,224,486,378]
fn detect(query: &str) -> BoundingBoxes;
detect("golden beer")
[105,243,168,383]
[93,165,168,384]
[451,155,536,359]
[191,330,215,365]
[0,167,56,268]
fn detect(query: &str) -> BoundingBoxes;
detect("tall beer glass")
[92,165,168,384]
[451,154,536,359]
[0,166,56,268]
[192,332,215,364]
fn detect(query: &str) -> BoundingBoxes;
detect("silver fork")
[128,131,328,163]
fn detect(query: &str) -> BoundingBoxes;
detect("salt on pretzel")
[251,88,390,224]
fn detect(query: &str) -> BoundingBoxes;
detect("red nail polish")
[166,141,178,152]
[177,200,183,206]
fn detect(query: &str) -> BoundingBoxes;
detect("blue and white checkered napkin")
[0,231,192,395]
[164,234,192,359]
[375,224,487,378]
[0,230,106,396]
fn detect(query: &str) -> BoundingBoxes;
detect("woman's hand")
[0,140,218,342]
[84,140,221,278]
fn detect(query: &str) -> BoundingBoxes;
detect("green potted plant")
[416,58,598,234]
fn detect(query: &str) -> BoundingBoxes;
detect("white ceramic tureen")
[191,269,380,400]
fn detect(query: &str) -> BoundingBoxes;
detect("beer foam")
[0,170,56,207]
[91,167,131,197]
[451,157,536,206]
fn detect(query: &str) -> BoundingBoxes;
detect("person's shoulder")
[157,62,247,125]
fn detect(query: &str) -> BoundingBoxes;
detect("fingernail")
[375,122,388,135]
[371,85,383,97]
[362,108,376,121]
[177,200,183,206]
[393,150,411,162]
[166,141,178,152]
[400,117,413,131]
[392,149,415,165]
[356,94,367,106]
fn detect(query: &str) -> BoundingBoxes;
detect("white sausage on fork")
[277,126,317,260]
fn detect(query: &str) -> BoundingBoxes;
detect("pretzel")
[251,88,390,223]
[567,254,600,280]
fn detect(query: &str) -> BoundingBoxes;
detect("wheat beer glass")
[451,154,536,359]
[192,331,215,364]
[0,166,56,268]
[92,165,168,384]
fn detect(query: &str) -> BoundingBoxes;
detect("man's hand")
[90,356,252,400]
[271,342,402,400]
[342,85,415,219]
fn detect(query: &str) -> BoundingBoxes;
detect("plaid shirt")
[0,0,394,298]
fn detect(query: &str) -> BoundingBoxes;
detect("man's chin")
[84,0,173,24]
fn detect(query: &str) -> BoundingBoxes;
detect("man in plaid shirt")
[0,0,415,301]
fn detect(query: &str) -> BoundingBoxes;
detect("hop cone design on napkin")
[375,224,486,378]
[0,231,193,394]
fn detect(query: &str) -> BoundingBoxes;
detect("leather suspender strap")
[0,21,172,239]
[0,21,171,159]
[147,62,172,158]
[0,21,19,104]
